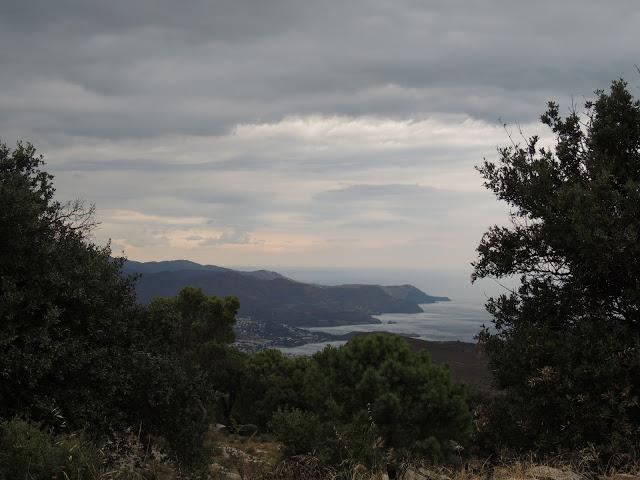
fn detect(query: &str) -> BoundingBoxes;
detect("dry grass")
[392,452,640,480]
[206,446,640,480]
[209,432,284,479]
[198,427,640,480]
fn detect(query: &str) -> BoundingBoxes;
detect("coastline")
[277,298,490,355]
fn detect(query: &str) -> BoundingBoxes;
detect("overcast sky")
[1,1,638,271]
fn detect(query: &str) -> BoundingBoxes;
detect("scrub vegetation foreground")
[1,80,639,479]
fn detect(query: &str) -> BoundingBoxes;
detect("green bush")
[0,418,99,480]
[271,408,327,457]
[240,334,472,468]
[311,334,472,463]
[235,349,311,429]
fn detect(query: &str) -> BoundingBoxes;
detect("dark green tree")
[235,349,311,429]
[191,341,247,423]
[473,80,640,453]
[0,142,213,464]
[249,334,472,466]
[147,286,241,426]
[0,141,141,426]
[311,334,472,462]
[148,286,238,354]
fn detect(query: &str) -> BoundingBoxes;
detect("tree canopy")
[235,334,472,467]
[0,142,142,428]
[473,80,640,453]
[0,142,239,464]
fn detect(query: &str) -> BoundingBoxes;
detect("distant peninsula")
[123,260,449,331]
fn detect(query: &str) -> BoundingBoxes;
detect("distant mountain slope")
[124,260,449,328]
[381,284,449,304]
[122,259,230,274]
[122,259,286,281]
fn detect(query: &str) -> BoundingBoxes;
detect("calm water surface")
[279,298,491,356]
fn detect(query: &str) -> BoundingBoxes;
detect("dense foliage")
[473,80,640,453]
[234,334,472,467]
[0,142,146,431]
[0,418,99,479]
[0,142,239,465]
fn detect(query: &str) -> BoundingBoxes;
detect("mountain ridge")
[122,259,286,280]
[124,259,449,328]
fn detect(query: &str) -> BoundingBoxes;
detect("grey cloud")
[109,229,169,248]
[314,183,484,207]
[45,139,492,192]
[2,0,638,143]
[315,184,434,201]
[310,183,493,225]
[0,1,633,268]
[338,219,413,230]
[198,230,253,246]
[50,156,260,173]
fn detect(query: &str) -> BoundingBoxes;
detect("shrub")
[311,334,473,463]
[0,418,100,479]
[244,334,472,468]
[271,408,327,458]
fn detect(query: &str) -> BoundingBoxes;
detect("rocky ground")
[131,428,640,480]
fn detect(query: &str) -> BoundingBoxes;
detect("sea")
[279,299,492,355]
[237,266,512,356]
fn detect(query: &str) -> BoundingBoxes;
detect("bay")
[278,298,492,356]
